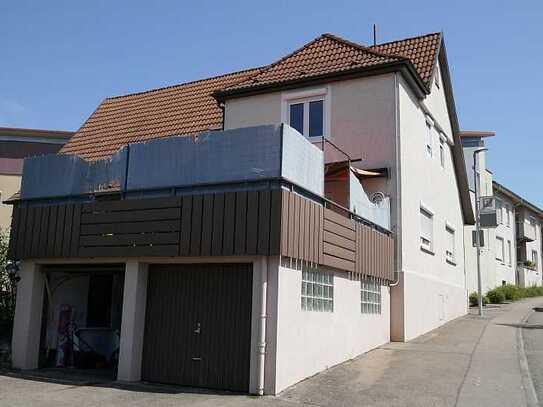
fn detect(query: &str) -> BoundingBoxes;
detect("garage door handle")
[192,357,202,361]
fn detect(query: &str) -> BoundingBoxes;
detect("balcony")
[516,221,536,242]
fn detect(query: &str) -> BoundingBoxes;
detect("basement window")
[301,269,334,312]
[361,278,381,314]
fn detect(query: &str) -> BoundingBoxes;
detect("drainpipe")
[256,256,268,395]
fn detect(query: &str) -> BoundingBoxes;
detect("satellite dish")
[371,192,386,205]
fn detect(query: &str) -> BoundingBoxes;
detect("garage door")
[142,263,253,392]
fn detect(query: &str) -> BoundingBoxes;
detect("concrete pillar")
[117,261,148,382]
[11,261,44,370]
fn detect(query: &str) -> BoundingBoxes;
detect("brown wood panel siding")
[8,189,393,278]
[8,190,284,260]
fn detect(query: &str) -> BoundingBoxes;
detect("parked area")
[2,298,541,407]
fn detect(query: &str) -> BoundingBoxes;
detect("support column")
[11,261,44,370]
[117,261,148,382]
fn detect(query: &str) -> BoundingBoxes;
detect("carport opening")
[39,264,125,376]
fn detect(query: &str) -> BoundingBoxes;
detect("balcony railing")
[516,221,536,242]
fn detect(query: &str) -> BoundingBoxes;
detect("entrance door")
[142,263,253,392]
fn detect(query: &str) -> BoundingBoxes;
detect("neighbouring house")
[493,181,543,288]
[462,131,542,292]
[7,32,473,395]
[0,127,73,233]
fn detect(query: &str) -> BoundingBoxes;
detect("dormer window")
[282,87,330,139]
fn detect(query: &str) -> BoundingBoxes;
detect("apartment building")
[0,127,72,232]
[494,182,542,287]
[8,32,473,394]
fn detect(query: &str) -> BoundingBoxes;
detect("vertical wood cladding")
[8,190,282,259]
[8,188,393,281]
[279,190,394,281]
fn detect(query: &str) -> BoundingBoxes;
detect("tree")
[0,228,15,324]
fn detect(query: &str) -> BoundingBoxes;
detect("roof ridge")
[321,33,408,61]
[370,31,441,48]
[230,34,331,86]
[106,66,262,101]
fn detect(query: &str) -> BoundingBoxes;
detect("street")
[0,297,542,407]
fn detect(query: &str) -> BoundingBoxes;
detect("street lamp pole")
[473,148,488,317]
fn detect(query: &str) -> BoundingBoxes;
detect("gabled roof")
[370,32,441,87]
[60,68,260,161]
[214,34,415,97]
[493,181,543,218]
[61,32,443,161]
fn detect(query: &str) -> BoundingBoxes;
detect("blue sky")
[1,1,542,206]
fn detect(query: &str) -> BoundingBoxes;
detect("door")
[142,263,253,392]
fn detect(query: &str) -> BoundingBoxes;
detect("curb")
[518,308,539,407]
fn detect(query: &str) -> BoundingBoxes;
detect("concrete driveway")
[1,298,541,407]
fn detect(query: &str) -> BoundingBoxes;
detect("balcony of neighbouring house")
[517,263,541,288]
[516,220,536,242]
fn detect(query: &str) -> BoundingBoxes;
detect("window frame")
[439,137,445,168]
[361,278,381,314]
[281,87,331,140]
[301,268,334,312]
[445,224,456,264]
[507,240,512,266]
[496,236,505,262]
[532,250,538,269]
[425,121,433,158]
[420,205,434,253]
[496,199,503,225]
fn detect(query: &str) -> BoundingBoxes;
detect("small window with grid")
[301,269,334,312]
[361,278,381,314]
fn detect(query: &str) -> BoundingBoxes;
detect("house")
[493,181,543,287]
[8,32,473,395]
[0,127,73,232]
[461,131,542,291]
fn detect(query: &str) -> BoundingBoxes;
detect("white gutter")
[256,256,268,395]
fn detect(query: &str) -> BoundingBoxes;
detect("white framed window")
[301,268,333,312]
[505,205,511,227]
[445,225,455,263]
[420,206,434,252]
[532,250,538,269]
[507,240,512,266]
[361,278,381,314]
[282,87,330,139]
[496,237,505,262]
[425,122,433,158]
[439,138,445,168]
[530,217,537,236]
[496,199,503,224]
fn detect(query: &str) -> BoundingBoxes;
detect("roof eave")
[493,181,543,218]
[438,37,475,225]
[213,60,428,102]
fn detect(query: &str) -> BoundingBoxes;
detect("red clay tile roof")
[370,32,441,87]
[61,32,442,161]
[60,68,261,161]
[217,34,408,95]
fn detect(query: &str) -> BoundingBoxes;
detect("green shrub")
[487,288,506,304]
[499,284,522,301]
[524,286,543,298]
[469,292,488,307]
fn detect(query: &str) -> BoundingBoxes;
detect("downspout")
[256,256,268,395]
[390,72,403,287]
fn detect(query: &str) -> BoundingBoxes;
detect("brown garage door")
[142,263,253,392]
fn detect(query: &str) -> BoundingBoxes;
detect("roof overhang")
[459,130,496,138]
[493,181,543,218]
[213,59,428,102]
[438,38,476,225]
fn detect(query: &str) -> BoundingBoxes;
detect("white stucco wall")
[394,75,467,341]
[271,262,390,394]
[493,192,517,287]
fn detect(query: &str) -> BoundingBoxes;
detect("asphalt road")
[0,298,542,407]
